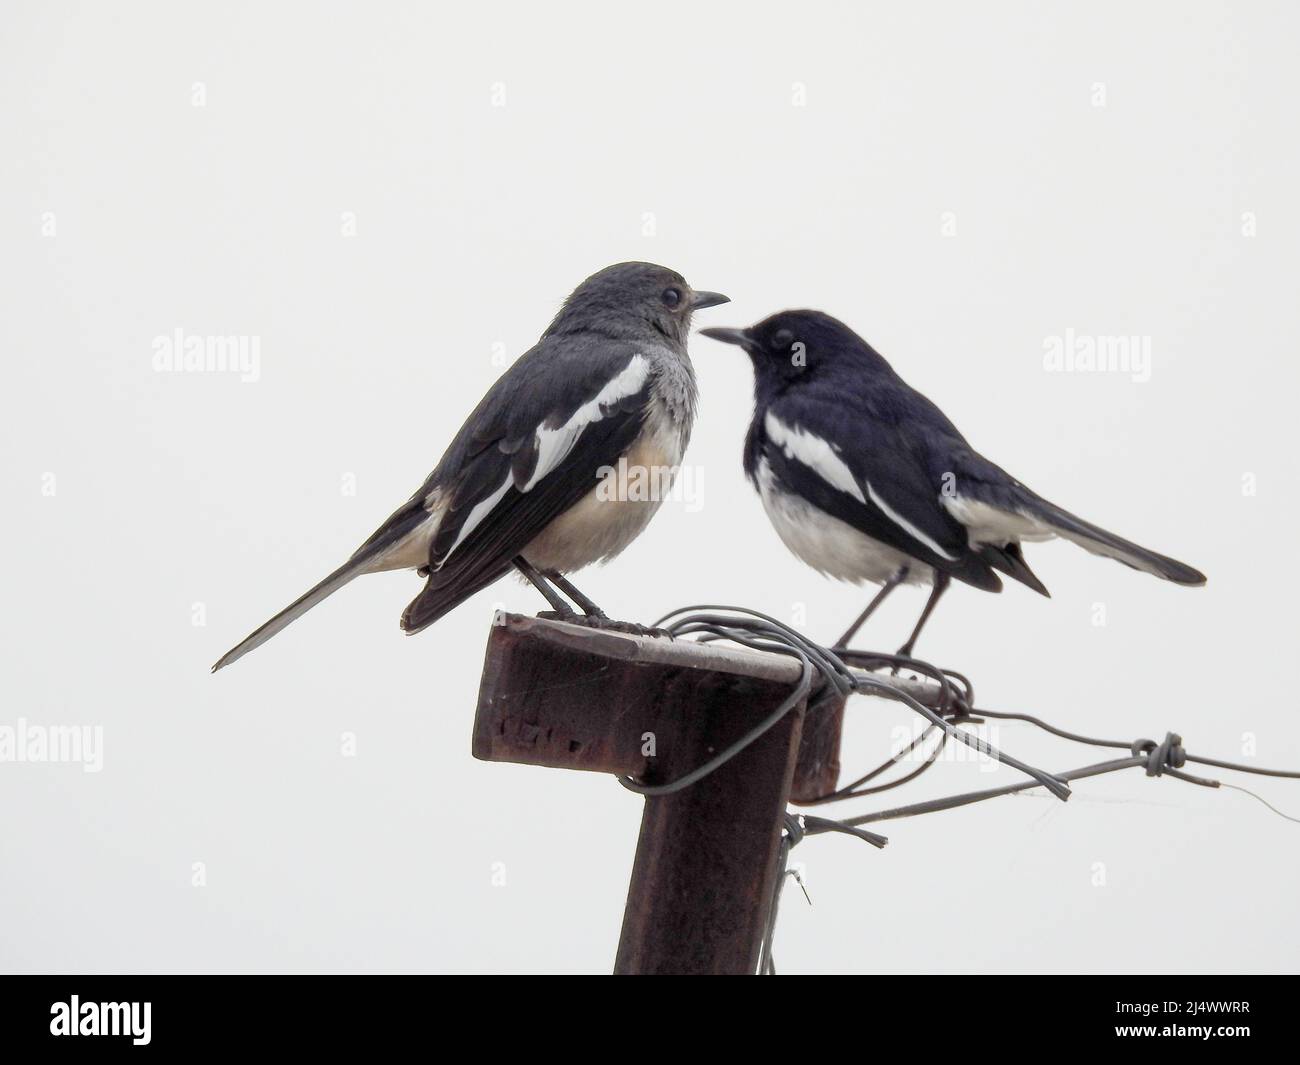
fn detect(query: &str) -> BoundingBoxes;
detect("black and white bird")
[213,262,728,671]
[701,311,1206,655]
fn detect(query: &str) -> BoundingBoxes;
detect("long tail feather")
[212,557,370,672]
[1018,494,1206,586]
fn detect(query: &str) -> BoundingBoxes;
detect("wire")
[1185,755,1300,780]
[621,605,1070,801]
[607,603,1300,974]
[800,725,950,805]
[1218,782,1300,824]
[617,654,814,797]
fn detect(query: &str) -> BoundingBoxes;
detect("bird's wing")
[757,390,1001,590]
[390,336,656,632]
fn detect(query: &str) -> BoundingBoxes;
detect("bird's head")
[546,262,729,347]
[701,309,878,388]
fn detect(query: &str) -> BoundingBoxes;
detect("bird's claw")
[541,613,674,640]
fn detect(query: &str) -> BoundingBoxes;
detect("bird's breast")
[522,405,687,574]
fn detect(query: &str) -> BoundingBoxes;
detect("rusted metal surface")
[789,691,845,803]
[613,668,807,974]
[474,611,845,803]
[472,612,816,974]
[473,613,688,777]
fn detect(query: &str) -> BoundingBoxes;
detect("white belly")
[757,459,931,586]
[522,412,684,574]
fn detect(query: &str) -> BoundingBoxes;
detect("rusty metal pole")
[472,612,846,974]
[612,671,806,973]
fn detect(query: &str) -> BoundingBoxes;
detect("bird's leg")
[512,556,576,616]
[834,566,909,648]
[546,572,607,618]
[896,573,950,659]
[544,571,673,639]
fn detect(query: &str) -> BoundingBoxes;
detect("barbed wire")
[609,604,1300,975]
[624,604,1070,801]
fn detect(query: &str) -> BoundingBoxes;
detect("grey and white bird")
[213,262,728,671]
[702,310,1205,656]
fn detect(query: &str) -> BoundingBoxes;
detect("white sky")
[2,0,1297,973]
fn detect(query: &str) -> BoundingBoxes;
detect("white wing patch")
[440,477,512,561]
[430,354,651,568]
[763,412,865,502]
[865,481,959,561]
[523,354,650,492]
[765,411,958,562]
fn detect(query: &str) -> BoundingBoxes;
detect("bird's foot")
[889,647,918,678]
[591,617,675,640]
[544,613,674,639]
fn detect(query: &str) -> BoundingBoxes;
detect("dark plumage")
[702,310,1205,652]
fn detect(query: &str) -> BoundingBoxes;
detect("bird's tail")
[211,557,372,672]
[1015,491,1206,586]
[979,541,1050,596]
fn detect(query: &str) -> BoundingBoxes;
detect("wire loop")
[1133,732,1187,777]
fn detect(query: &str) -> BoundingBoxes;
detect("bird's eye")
[770,328,794,351]
[661,287,682,308]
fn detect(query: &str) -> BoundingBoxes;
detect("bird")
[212,262,729,671]
[701,310,1205,656]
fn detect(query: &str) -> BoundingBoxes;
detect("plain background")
[2,1,1297,974]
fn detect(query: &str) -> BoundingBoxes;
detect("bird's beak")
[690,290,730,311]
[698,326,753,350]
